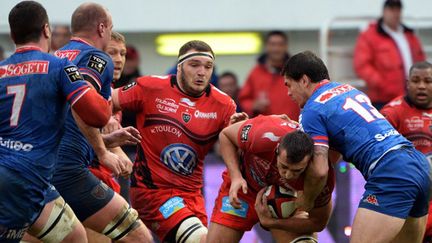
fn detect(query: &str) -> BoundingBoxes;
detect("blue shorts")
[44,184,61,203]
[359,146,431,219]
[52,158,114,221]
[0,166,45,242]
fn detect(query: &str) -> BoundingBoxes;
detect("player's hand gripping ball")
[264,185,297,218]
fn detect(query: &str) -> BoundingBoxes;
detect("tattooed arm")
[297,145,329,212]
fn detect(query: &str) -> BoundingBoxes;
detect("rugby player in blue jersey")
[51,3,152,242]
[282,51,430,243]
[0,1,112,242]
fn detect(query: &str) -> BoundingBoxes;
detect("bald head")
[71,2,109,34]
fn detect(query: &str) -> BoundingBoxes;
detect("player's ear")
[97,22,104,37]
[300,74,310,86]
[42,23,51,39]
[177,63,182,74]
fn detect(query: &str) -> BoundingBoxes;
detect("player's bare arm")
[112,88,122,112]
[228,112,248,125]
[219,120,248,209]
[298,145,329,212]
[72,110,125,176]
[102,126,141,148]
[255,188,331,234]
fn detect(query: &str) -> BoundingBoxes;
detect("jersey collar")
[15,46,43,53]
[312,79,330,94]
[71,37,92,46]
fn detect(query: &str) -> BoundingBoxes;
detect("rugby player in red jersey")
[112,40,237,242]
[381,61,432,242]
[207,115,335,243]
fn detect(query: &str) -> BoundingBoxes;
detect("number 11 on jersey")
[343,94,384,122]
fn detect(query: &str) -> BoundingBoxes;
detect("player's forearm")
[302,146,329,211]
[109,146,129,160]
[303,167,328,211]
[219,131,242,179]
[72,110,108,157]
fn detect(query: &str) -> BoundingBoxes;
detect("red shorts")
[130,187,207,241]
[210,173,259,232]
[89,165,120,193]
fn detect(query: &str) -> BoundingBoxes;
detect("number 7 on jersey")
[7,84,26,126]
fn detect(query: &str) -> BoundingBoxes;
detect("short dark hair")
[71,3,108,34]
[219,71,238,82]
[409,61,432,77]
[8,1,49,44]
[278,131,314,164]
[178,40,215,58]
[383,0,402,9]
[265,30,288,44]
[282,51,330,83]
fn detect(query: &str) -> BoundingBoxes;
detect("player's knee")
[175,217,207,243]
[101,204,143,241]
[290,235,318,243]
[62,223,87,243]
[30,197,84,243]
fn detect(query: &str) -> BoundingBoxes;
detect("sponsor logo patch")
[374,129,399,141]
[240,124,252,142]
[159,197,185,219]
[150,125,182,137]
[221,196,248,218]
[0,224,29,240]
[405,116,424,131]
[54,50,80,61]
[314,84,354,104]
[0,61,49,79]
[64,66,83,82]
[87,54,107,74]
[362,194,379,206]
[180,97,196,107]
[155,98,179,114]
[160,143,197,176]
[122,81,137,91]
[182,112,191,123]
[91,182,110,200]
[194,110,217,119]
[262,132,280,142]
[0,136,33,152]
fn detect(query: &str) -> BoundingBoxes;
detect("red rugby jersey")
[381,96,432,157]
[236,115,335,207]
[118,75,236,191]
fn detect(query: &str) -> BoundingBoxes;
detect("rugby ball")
[264,185,297,218]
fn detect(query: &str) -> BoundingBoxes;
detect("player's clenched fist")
[98,150,124,177]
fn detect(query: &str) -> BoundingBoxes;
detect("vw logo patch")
[160,143,197,176]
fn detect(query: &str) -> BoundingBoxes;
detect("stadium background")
[1,0,432,242]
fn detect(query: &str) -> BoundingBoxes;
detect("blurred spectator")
[117,45,142,86]
[0,46,4,61]
[353,0,425,110]
[238,31,300,120]
[50,25,71,52]
[167,62,219,86]
[218,71,242,112]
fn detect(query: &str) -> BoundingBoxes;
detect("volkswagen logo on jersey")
[160,143,197,176]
